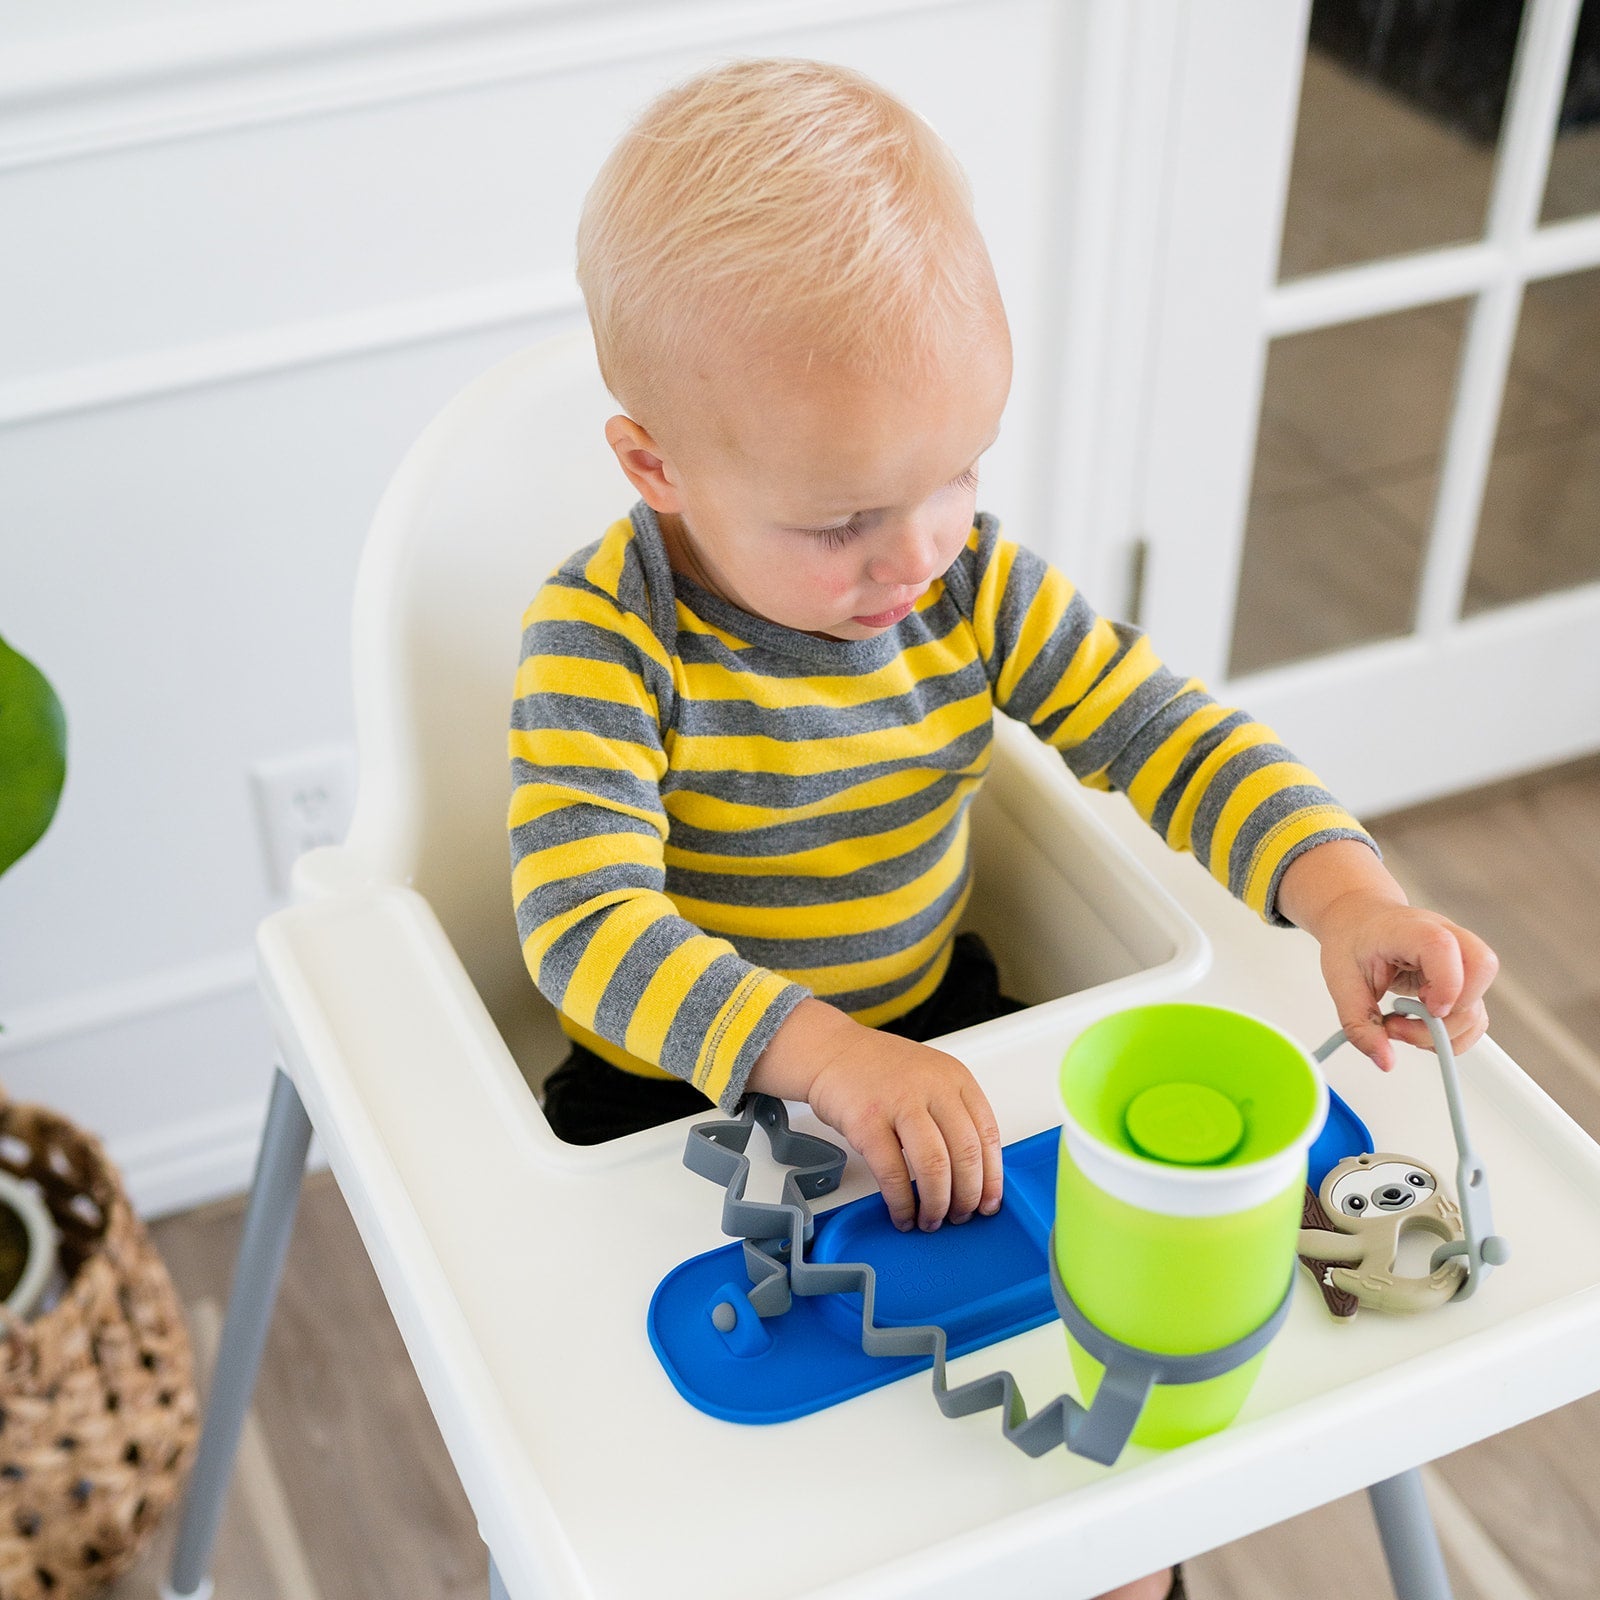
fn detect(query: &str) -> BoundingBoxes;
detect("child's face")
[609,329,1012,639]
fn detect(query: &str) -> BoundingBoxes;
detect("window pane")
[1280,0,1524,280]
[1541,0,1600,223]
[1462,268,1600,611]
[1229,303,1473,676]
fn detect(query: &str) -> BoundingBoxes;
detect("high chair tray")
[649,1091,1372,1423]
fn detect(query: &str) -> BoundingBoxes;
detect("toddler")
[508,60,1496,1600]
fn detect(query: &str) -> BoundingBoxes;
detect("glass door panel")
[1540,0,1600,220]
[1231,302,1470,676]
[1280,0,1525,278]
[1464,265,1600,610]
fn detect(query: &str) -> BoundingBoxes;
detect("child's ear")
[605,415,685,514]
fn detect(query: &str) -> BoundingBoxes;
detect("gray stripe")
[665,810,966,909]
[512,692,661,745]
[660,720,994,809]
[590,913,715,1045]
[1221,781,1346,899]
[1190,742,1301,870]
[1056,648,1190,782]
[672,593,968,680]
[705,864,971,970]
[509,804,660,865]
[519,617,676,713]
[815,941,948,1015]
[515,861,666,942]
[1005,589,1107,724]
[510,760,664,816]
[1149,709,1254,840]
[984,540,1049,683]
[673,662,989,741]
[530,916,592,1011]
[663,771,970,858]
[938,511,998,622]
[658,951,757,1085]
[1101,686,1216,791]
[1262,829,1377,927]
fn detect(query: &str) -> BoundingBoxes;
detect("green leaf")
[0,633,67,881]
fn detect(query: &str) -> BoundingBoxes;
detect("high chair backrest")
[342,329,621,1059]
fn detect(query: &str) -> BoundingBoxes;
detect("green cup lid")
[1123,1081,1245,1166]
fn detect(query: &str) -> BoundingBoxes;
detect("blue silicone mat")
[648,1089,1373,1424]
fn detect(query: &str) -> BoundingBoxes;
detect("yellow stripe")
[518,887,638,970]
[662,756,987,834]
[1241,806,1366,917]
[663,782,970,880]
[514,651,656,711]
[510,829,661,907]
[693,968,796,1101]
[847,937,957,1028]
[1122,693,1233,823]
[581,519,639,597]
[676,630,966,710]
[668,692,990,778]
[671,814,969,941]
[623,936,733,1067]
[559,1017,677,1080]
[558,895,677,1033]
[1162,723,1279,853]
[1204,759,1324,883]
[508,780,663,835]
[994,568,1075,706]
[968,532,1015,665]
[527,582,674,676]
[511,727,665,785]
[782,892,968,996]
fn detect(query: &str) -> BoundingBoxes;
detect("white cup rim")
[1058,1006,1329,1217]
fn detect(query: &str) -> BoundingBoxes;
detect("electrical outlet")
[250,745,357,896]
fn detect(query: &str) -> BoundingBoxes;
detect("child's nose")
[867,516,942,588]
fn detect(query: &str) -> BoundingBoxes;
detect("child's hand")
[1277,840,1499,1072]
[748,998,1003,1231]
[1315,897,1498,1071]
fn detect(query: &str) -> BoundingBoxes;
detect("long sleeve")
[947,516,1375,925]
[508,548,807,1109]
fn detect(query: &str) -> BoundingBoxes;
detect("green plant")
[0,632,66,884]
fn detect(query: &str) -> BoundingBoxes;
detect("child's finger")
[857,1124,918,1232]
[1405,919,1466,1019]
[1325,963,1395,1071]
[1449,925,1499,1014]
[937,1107,988,1226]
[961,1085,1004,1219]
[899,1110,955,1232]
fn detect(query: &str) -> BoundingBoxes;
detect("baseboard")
[0,951,323,1219]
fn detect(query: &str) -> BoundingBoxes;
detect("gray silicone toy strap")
[1311,998,1509,1299]
[684,1096,1289,1467]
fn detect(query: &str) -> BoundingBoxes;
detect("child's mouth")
[851,598,917,628]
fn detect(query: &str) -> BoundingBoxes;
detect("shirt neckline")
[628,501,912,669]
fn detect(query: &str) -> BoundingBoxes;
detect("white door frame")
[1131,0,1600,816]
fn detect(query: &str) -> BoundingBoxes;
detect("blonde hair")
[577,58,1003,429]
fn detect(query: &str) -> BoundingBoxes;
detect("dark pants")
[539,931,1026,1145]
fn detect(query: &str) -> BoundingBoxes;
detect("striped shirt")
[509,502,1372,1111]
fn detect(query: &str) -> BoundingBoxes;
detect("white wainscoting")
[1,0,1136,1215]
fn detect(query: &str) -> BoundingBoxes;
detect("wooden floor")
[96,754,1600,1600]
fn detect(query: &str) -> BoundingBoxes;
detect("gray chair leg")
[490,1551,511,1600]
[1368,1468,1455,1600]
[162,1067,313,1600]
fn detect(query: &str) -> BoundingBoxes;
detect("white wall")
[0,0,1148,1215]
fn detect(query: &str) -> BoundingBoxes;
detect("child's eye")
[951,466,980,492]
[805,517,866,550]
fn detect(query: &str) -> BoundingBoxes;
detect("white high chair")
[164,330,1600,1600]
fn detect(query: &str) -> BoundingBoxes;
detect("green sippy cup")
[1055,1003,1326,1448]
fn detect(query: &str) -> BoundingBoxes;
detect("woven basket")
[0,1092,198,1599]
